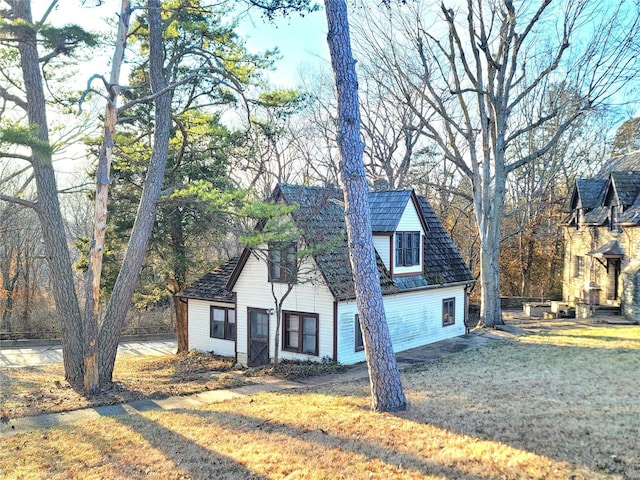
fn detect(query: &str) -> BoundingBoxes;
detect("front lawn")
[1,324,639,479]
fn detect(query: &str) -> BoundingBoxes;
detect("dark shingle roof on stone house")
[568,162,640,227]
[607,171,640,206]
[574,178,607,210]
[596,151,640,177]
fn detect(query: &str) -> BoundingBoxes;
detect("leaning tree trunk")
[83,0,131,394]
[12,0,84,385]
[98,0,173,383]
[324,0,406,413]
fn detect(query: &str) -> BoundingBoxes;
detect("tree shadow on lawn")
[0,365,52,396]
[394,341,640,479]
[72,405,268,480]
[154,407,491,480]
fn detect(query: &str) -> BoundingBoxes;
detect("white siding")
[394,200,426,276]
[373,234,391,269]
[336,286,466,365]
[187,299,236,357]
[233,252,336,365]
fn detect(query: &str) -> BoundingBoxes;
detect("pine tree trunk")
[324,0,406,413]
[12,0,84,385]
[98,0,173,383]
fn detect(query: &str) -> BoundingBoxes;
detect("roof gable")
[573,178,607,210]
[605,171,640,207]
[368,190,412,232]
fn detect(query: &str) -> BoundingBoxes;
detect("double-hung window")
[210,307,235,340]
[442,298,455,327]
[268,243,296,283]
[395,232,421,267]
[574,256,584,278]
[284,311,318,355]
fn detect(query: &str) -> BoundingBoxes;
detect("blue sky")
[41,1,329,89]
[238,8,329,87]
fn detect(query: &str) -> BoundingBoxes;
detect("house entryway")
[607,259,620,301]
[248,309,269,366]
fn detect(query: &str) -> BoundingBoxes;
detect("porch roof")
[587,240,624,259]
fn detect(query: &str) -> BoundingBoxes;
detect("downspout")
[464,285,470,334]
[332,300,338,362]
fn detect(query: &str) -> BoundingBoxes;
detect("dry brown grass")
[1,324,639,479]
[0,351,241,419]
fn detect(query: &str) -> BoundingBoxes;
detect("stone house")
[563,153,640,321]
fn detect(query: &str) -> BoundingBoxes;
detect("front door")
[607,259,620,301]
[248,309,269,367]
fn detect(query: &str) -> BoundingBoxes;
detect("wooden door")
[248,309,269,366]
[607,259,620,301]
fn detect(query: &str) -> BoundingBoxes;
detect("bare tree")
[353,0,640,326]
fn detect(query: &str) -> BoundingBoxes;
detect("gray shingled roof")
[596,151,640,177]
[177,257,238,302]
[277,184,397,300]
[584,205,609,225]
[417,196,476,285]
[278,184,474,296]
[609,171,640,206]
[368,190,412,232]
[617,189,640,224]
[588,240,624,258]
[575,178,607,209]
[568,166,640,226]
[183,184,474,303]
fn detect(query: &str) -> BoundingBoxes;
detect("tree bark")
[11,0,84,385]
[83,0,131,394]
[98,0,173,383]
[324,0,406,412]
[173,294,188,352]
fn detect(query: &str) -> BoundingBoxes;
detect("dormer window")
[395,232,420,267]
[610,205,619,231]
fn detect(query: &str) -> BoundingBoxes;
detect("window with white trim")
[210,306,235,340]
[284,311,318,355]
[395,232,421,267]
[442,298,455,327]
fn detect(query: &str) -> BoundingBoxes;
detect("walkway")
[0,329,513,437]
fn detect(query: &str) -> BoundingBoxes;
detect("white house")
[178,184,475,366]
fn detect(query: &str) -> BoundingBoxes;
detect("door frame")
[247,308,270,367]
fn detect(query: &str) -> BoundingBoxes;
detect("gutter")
[336,279,476,301]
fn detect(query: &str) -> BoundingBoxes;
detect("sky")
[40,1,330,89]
[29,1,331,183]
